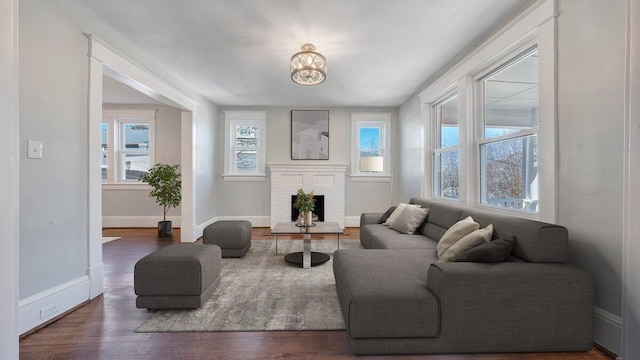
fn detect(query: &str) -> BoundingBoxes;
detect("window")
[223,111,266,181]
[433,94,459,199]
[102,109,155,184]
[477,47,539,212]
[351,112,391,179]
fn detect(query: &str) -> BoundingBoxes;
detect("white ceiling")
[76,0,531,107]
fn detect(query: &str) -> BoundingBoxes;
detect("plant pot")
[303,211,313,226]
[158,220,173,237]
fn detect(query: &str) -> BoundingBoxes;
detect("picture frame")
[291,110,329,160]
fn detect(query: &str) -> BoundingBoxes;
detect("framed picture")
[291,110,329,160]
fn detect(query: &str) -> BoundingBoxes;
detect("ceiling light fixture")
[290,43,327,86]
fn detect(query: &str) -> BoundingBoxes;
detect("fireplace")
[291,195,325,222]
[268,163,347,228]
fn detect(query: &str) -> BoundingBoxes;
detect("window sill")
[350,175,392,183]
[102,183,152,191]
[222,174,266,182]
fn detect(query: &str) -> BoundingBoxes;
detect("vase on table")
[303,211,313,226]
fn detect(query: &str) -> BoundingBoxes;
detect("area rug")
[136,238,361,332]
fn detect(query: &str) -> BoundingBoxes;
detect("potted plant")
[293,188,315,225]
[139,163,181,237]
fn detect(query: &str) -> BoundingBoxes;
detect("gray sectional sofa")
[333,197,593,355]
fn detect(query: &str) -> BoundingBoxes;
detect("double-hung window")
[477,47,539,212]
[223,111,267,181]
[102,109,156,184]
[351,112,391,179]
[433,94,459,199]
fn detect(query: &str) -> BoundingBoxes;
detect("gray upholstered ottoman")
[134,244,221,309]
[203,220,252,258]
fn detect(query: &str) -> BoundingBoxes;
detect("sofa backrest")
[409,198,568,263]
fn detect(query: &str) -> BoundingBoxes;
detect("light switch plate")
[28,140,43,159]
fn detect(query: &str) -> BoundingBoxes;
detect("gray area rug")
[137,239,361,332]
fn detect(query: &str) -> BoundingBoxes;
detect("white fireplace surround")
[268,163,347,229]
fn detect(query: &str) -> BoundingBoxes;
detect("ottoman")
[203,220,252,258]
[134,244,221,309]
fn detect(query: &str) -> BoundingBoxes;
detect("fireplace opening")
[291,195,324,222]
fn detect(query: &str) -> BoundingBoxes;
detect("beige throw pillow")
[436,216,479,258]
[382,203,419,227]
[390,206,429,235]
[439,224,494,263]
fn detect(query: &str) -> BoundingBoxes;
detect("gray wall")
[217,107,397,218]
[557,0,625,353]
[195,102,218,225]
[395,0,627,353]
[102,104,182,219]
[19,0,89,299]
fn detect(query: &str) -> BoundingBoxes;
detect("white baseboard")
[345,216,360,227]
[102,216,181,228]
[87,264,104,300]
[18,276,90,335]
[594,306,621,356]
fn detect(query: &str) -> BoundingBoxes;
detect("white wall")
[195,102,218,226]
[18,0,94,334]
[397,95,425,202]
[102,104,182,224]
[0,0,19,356]
[557,0,626,353]
[216,107,396,224]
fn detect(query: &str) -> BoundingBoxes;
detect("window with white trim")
[102,109,156,183]
[476,46,539,212]
[223,111,266,181]
[351,112,391,179]
[432,93,459,199]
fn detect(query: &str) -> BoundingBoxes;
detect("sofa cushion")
[439,224,493,262]
[378,206,397,224]
[413,200,465,240]
[436,216,479,258]
[369,229,438,250]
[460,208,568,263]
[390,206,429,235]
[333,249,440,339]
[454,236,516,262]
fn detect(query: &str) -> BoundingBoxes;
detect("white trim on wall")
[0,0,19,356]
[593,306,623,356]
[102,216,182,228]
[622,0,640,358]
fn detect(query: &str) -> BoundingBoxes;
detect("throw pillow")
[390,206,430,235]
[378,206,397,224]
[436,216,479,258]
[382,203,419,227]
[439,224,494,263]
[453,236,517,263]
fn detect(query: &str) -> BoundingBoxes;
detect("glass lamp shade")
[290,44,327,86]
[359,156,384,172]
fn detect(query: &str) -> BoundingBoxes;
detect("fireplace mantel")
[268,163,347,229]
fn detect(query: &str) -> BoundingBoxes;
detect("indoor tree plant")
[293,188,315,225]
[139,163,181,237]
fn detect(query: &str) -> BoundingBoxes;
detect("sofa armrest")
[426,262,593,351]
[360,213,383,226]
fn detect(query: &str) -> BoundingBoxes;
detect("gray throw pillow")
[390,206,430,235]
[378,206,397,224]
[453,236,517,263]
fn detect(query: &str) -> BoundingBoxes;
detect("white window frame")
[102,109,156,188]
[432,92,460,200]
[223,111,267,181]
[474,43,540,214]
[419,0,556,222]
[350,112,392,181]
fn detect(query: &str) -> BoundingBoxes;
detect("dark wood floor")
[19,228,613,360]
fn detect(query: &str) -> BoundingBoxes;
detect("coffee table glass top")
[271,222,344,234]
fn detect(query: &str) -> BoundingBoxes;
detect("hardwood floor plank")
[19,228,613,360]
